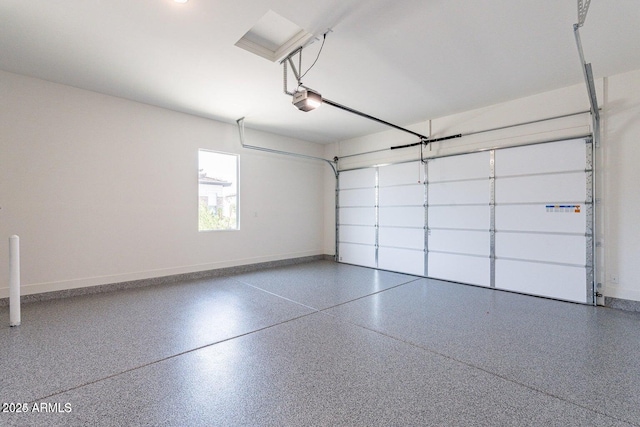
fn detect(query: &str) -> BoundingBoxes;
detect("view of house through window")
[198,150,239,231]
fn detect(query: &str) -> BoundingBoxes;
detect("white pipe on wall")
[9,235,21,327]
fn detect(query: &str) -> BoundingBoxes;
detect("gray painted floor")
[1,260,639,426]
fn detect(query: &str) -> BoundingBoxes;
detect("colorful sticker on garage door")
[546,205,581,213]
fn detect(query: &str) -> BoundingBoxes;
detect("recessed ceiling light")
[174,0,188,3]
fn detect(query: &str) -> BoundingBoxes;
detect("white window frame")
[198,149,240,232]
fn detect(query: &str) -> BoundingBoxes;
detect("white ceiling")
[2,0,639,143]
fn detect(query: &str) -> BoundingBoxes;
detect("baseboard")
[604,297,640,313]
[5,255,639,314]
[0,254,336,307]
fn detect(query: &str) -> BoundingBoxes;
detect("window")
[198,150,239,231]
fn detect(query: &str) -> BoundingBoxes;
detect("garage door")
[427,151,492,287]
[337,168,377,268]
[378,162,426,276]
[493,139,592,303]
[337,138,594,304]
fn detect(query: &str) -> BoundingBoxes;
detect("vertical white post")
[9,235,21,327]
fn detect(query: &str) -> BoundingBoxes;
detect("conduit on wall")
[236,117,338,178]
[236,117,340,262]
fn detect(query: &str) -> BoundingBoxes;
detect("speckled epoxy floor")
[1,260,639,426]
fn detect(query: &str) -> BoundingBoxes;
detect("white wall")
[3,67,638,303]
[325,68,640,303]
[0,70,326,297]
[603,69,640,302]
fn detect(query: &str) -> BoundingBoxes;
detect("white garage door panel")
[496,233,586,266]
[429,180,490,205]
[495,172,586,204]
[379,206,424,227]
[339,207,376,226]
[496,259,587,303]
[339,188,376,207]
[428,151,490,181]
[378,162,423,186]
[337,138,592,305]
[379,248,424,276]
[428,253,490,287]
[495,139,587,176]
[428,205,490,230]
[340,168,376,189]
[379,227,424,250]
[429,229,490,256]
[379,185,424,206]
[338,243,376,268]
[339,225,376,246]
[496,205,586,233]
